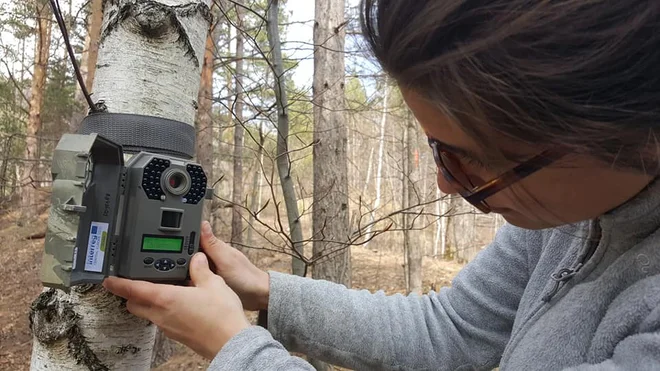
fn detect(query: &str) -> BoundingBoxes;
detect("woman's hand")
[200,221,270,311]
[103,253,250,360]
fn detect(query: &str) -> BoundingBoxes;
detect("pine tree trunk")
[230,2,246,250]
[196,18,217,222]
[20,0,52,222]
[29,1,211,369]
[310,2,349,367]
[70,0,102,133]
[266,0,306,277]
[312,0,350,285]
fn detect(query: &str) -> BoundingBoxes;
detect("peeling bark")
[93,0,211,124]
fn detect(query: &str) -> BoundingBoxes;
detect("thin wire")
[48,0,99,113]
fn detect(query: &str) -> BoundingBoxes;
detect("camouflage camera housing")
[41,134,210,291]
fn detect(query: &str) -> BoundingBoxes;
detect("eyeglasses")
[427,137,564,213]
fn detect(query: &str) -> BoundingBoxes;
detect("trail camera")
[41,113,211,290]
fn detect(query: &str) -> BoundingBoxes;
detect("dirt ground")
[0,206,463,371]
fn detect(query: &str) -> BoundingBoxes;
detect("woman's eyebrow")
[430,138,524,166]
[430,138,490,163]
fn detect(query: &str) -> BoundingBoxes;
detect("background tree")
[19,0,52,222]
[69,0,101,133]
[312,0,350,286]
[230,0,246,250]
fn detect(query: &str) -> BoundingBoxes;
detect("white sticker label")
[84,221,109,273]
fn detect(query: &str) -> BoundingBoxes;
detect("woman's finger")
[103,277,159,306]
[125,300,155,321]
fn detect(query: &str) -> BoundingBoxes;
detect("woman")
[104,1,660,370]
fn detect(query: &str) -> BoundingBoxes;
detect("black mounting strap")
[79,113,196,159]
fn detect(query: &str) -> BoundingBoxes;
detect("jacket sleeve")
[207,326,314,371]
[209,224,538,371]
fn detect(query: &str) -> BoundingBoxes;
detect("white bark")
[30,288,155,370]
[30,1,211,370]
[93,0,210,124]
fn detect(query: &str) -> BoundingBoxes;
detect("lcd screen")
[141,235,184,253]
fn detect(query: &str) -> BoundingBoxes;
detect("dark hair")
[361,0,660,171]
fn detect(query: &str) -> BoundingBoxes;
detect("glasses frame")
[428,137,564,213]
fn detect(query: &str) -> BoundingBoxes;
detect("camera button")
[176,258,186,266]
[143,257,154,265]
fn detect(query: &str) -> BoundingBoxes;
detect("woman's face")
[402,89,653,229]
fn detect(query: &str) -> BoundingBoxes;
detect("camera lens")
[162,169,190,196]
[169,173,184,188]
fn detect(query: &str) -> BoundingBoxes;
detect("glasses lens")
[439,152,492,213]
[429,139,492,213]
[440,152,477,190]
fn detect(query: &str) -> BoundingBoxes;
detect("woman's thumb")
[190,253,215,287]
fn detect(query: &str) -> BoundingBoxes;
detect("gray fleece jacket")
[209,182,660,371]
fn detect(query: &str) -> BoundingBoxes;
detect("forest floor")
[0,201,464,371]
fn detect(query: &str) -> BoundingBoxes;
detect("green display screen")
[142,236,183,253]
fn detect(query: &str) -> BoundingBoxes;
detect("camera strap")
[79,113,196,159]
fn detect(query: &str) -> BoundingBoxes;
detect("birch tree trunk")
[29,1,211,370]
[70,0,102,133]
[266,0,306,277]
[312,0,350,285]
[230,1,246,250]
[20,0,52,222]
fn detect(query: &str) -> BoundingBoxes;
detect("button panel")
[183,165,207,204]
[142,158,171,200]
[187,231,196,255]
[154,258,176,272]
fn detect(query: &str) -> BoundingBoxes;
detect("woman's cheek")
[436,172,459,195]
